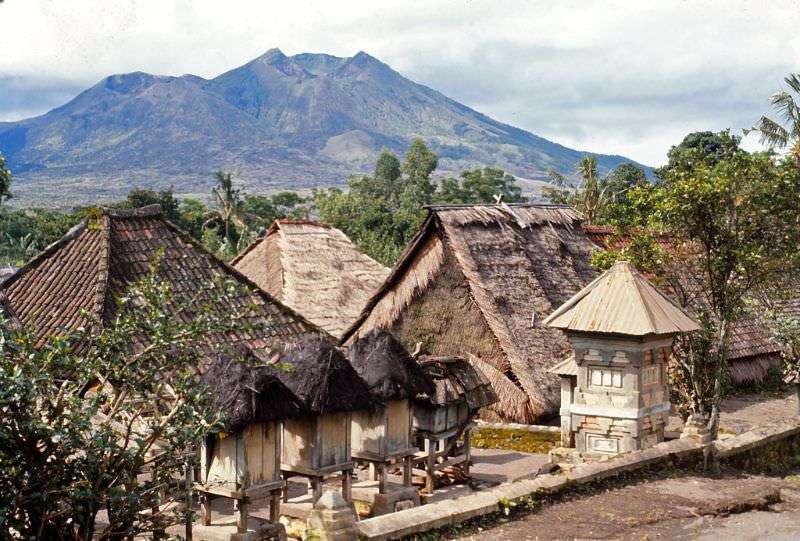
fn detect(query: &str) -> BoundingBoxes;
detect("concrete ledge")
[358,419,800,540]
[713,419,800,459]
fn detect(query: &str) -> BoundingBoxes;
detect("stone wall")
[358,419,800,541]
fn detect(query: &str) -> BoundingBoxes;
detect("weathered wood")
[235,498,248,534]
[270,489,281,523]
[342,469,352,502]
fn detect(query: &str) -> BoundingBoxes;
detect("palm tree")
[751,74,800,165]
[575,156,607,225]
[204,171,247,245]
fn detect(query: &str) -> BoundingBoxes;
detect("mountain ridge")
[0,48,648,208]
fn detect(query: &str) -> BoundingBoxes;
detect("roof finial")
[493,193,504,204]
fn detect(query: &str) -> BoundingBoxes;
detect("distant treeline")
[0,138,645,267]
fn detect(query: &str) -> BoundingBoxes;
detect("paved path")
[458,471,800,541]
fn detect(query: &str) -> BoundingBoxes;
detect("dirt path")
[458,471,800,541]
[667,388,798,434]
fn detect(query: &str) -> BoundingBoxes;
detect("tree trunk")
[708,318,729,440]
[795,381,800,416]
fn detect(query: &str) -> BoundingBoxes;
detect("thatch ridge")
[343,203,599,423]
[233,219,390,338]
[278,334,376,414]
[201,346,305,432]
[347,329,434,401]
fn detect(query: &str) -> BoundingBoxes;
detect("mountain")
[0,49,647,207]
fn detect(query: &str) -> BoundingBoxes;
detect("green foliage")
[314,140,440,265]
[748,73,800,165]
[589,230,667,277]
[602,163,650,226]
[657,131,733,176]
[0,207,86,266]
[544,157,647,226]
[437,167,526,204]
[121,186,181,223]
[645,131,800,434]
[0,154,11,205]
[0,260,263,540]
[316,140,528,265]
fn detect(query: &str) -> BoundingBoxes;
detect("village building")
[583,224,798,386]
[341,203,599,424]
[0,205,319,351]
[231,219,390,338]
[276,335,376,505]
[346,329,434,509]
[197,348,306,534]
[412,355,498,492]
[544,261,700,456]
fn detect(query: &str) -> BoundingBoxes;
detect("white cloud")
[1,0,798,164]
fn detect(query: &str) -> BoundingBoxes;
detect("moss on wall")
[472,427,560,455]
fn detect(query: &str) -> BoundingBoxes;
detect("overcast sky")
[1,0,799,166]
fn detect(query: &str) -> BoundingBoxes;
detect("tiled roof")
[581,224,794,375]
[1,205,318,350]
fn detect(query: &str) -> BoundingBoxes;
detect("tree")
[749,73,800,165]
[573,156,607,225]
[122,187,181,223]
[651,131,800,437]
[402,138,438,193]
[205,171,247,246]
[658,131,731,175]
[0,261,264,540]
[437,167,526,204]
[0,154,12,205]
[601,163,648,226]
[315,140,439,265]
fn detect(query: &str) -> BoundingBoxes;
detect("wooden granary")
[347,330,435,493]
[544,261,700,457]
[196,348,304,533]
[277,335,375,503]
[412,356,497,492]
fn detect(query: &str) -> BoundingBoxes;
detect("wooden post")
[235,498,248,534]
[200,493,212,526]
[282,472,290,503]
[463,428,472,475]
[403,455,412,487]
[378,462,387,494]
[425,438,436,493]
[311,477,322,503]
[270,488,281,523]
[342,469,352,502]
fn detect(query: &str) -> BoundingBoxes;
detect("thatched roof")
[201,346,305,432]
[416,356,498,411]
[346,329,434,402]
[232,220,390,338]
[277,334,376,415]
[0,205,319,352]
[342,203,599,423]
[545,261,700,336]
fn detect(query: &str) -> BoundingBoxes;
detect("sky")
[1,0,799,166]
